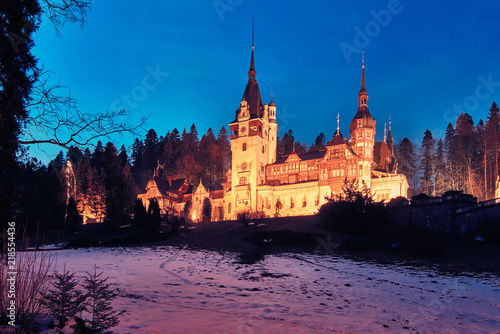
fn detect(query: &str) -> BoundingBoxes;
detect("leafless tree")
[40,0,91,35]
[0,226,56,332]
[19,70,147,151]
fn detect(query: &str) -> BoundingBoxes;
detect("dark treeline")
[2,125,232,232]
[396,103,500,201]
[130,124,231,191]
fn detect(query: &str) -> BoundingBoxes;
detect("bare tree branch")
[18,70,148,151]
[40,0,92,35]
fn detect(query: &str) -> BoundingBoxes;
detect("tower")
[228,17,276,214]
[349,53,376,185]
[268,92,278,164]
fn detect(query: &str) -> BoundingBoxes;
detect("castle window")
[228,203,231,214]
[239,176,247,185]
[262,146,265,154]
[242,142,247,151]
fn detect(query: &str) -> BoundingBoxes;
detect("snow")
[51,246,500,333]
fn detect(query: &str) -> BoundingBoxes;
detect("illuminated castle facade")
[138,43,408,221]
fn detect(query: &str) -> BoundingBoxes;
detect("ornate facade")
[138,42,408,221]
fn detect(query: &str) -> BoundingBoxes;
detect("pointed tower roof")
[387,114,394,154]
[241,15,263,119]
[359,51,367,96]
[350,52,376,133]
[327,113,345,146]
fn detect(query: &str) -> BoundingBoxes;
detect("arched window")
[239,176,247,185]
[228,202,231,214]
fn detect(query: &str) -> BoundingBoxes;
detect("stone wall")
[386,192,486,233]
[455,199,500,235]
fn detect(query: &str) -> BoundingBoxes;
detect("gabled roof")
[272,150,326,165]
[326,131,345,146]
[170,178,188,192]
[148,176,189,196]
[151,176,171,196]
[285,151,301,163]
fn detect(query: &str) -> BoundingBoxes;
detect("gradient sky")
[30,0,500,162]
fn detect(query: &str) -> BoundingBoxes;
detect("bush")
[166,215,183,235]
[237,210,252,227]
[318,201,388,235]
[237,210,266,227]
[318,179,388,235]
[0,227,56,332]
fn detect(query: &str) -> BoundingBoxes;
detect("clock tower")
[228,22,277,215]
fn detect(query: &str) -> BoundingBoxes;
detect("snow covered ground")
[52,246,500,333]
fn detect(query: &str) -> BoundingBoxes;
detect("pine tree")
[444,123,460,190]
[455,113,478,195]
[434,139,447,195]
[278,129,295,156]
[485,102,500,199]
[199,128,218,182]
[43,265,86,329]
[82,265,125,334]
[216,126,231,175]
[420,129,436,196]
[395,137,418,197]
[188,123,200,153]
[102,142,135,228]
[146,198,161,235]
[133,199,147,227]
[118,145,128,168]
[143,129,159,175]
[311,132,326,151]
[202,197,212,222]
[0,0,41,228]
[90,141,105,170]
[65,196,81,234]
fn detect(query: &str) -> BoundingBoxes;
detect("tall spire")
[387,114,394,153]
[240,14,262,118]
[248,14,256,80]
[384,122,387,142]
[337,112,340,132]
[359,51,367,97]
[350,52,375,133]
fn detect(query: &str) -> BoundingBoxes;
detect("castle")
[138,41,408,221]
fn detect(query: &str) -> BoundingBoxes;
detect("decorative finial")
[271,90,273,102]
[252,14,254,50]
[337,112,340,132]
[389,113,392,130]
[384,122,387,142]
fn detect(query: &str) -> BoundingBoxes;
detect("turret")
[268,93,278,164]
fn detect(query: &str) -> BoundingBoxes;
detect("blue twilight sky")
[30,0,500,162]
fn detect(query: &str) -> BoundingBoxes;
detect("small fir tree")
[66,196,82,235]
[83,265,125,334]
[133,199,147,227]
[202,197,212,222]
[146,198,161,235]
[43,265,86,329]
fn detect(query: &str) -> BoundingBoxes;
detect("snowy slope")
[52,247,500,334]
